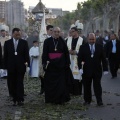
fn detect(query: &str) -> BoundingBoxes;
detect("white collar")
[47,35,51,38]
[112,39,116,42]
[13,38,19,43]
[89,43,95,46]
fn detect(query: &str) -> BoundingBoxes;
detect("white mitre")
[75,20,80,27]
[77,23,83,30]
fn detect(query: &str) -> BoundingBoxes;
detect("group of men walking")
[41,25,120,106]
[0,24,120,107]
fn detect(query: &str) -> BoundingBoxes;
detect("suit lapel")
[10,39,15,52]
[86,43,91,57]
[116,40,119,52]
[110,41,113,51]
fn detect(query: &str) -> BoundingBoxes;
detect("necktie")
[112,40,116,53]
[14,40,18,51]
[91,44,94,55]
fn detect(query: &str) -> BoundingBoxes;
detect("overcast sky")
[22,0,86,11]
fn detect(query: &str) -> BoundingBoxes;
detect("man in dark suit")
[95,30,104,46]
[4,28,30,106]
[78,33,108,106]
[105,33,120,79]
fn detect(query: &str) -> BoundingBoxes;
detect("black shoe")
[17,101,24,106]
[83,102,90,106]
[97,102,104,106]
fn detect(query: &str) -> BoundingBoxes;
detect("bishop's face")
[53,30,60,39]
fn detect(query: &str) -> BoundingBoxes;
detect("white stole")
[67,36,83,75]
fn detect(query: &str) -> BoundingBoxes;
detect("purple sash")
[49,53,63,59]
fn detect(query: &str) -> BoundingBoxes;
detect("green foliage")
[53,0,119,31]
[53,12,76,31]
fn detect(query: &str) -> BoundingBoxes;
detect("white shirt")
[105,36,109,40]
[112,39,116,43]
[112,39,116,53]
[13,38,19,51]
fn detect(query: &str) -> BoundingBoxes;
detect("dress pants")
[8,70,25,102]
[109,53,119,77]
[7,76,12,97]
[83,76,102,104]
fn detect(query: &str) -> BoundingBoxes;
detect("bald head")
[53,27,61,39]
[54,27,61,31]
[88,33,96,44]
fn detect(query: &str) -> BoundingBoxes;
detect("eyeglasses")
[89,39,95,40]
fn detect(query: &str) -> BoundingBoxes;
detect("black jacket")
[78,43,108,78]
[4,39,30,73]
[105,40,120,61]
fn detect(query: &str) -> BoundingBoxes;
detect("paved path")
[0,71,120,120]
[82,70,120,120]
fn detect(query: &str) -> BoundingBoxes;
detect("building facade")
[0,1,5,20]
[5,0,25,30]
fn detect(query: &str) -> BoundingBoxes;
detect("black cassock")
[42,37,70,104]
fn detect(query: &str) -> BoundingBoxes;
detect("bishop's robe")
[42,36,70,104]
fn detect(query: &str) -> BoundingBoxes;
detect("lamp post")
[31,0,48,31]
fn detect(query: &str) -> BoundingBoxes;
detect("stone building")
[5,0,25,30]
[0,1,5,21]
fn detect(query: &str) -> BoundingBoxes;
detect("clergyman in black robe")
[42,27,70,104]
